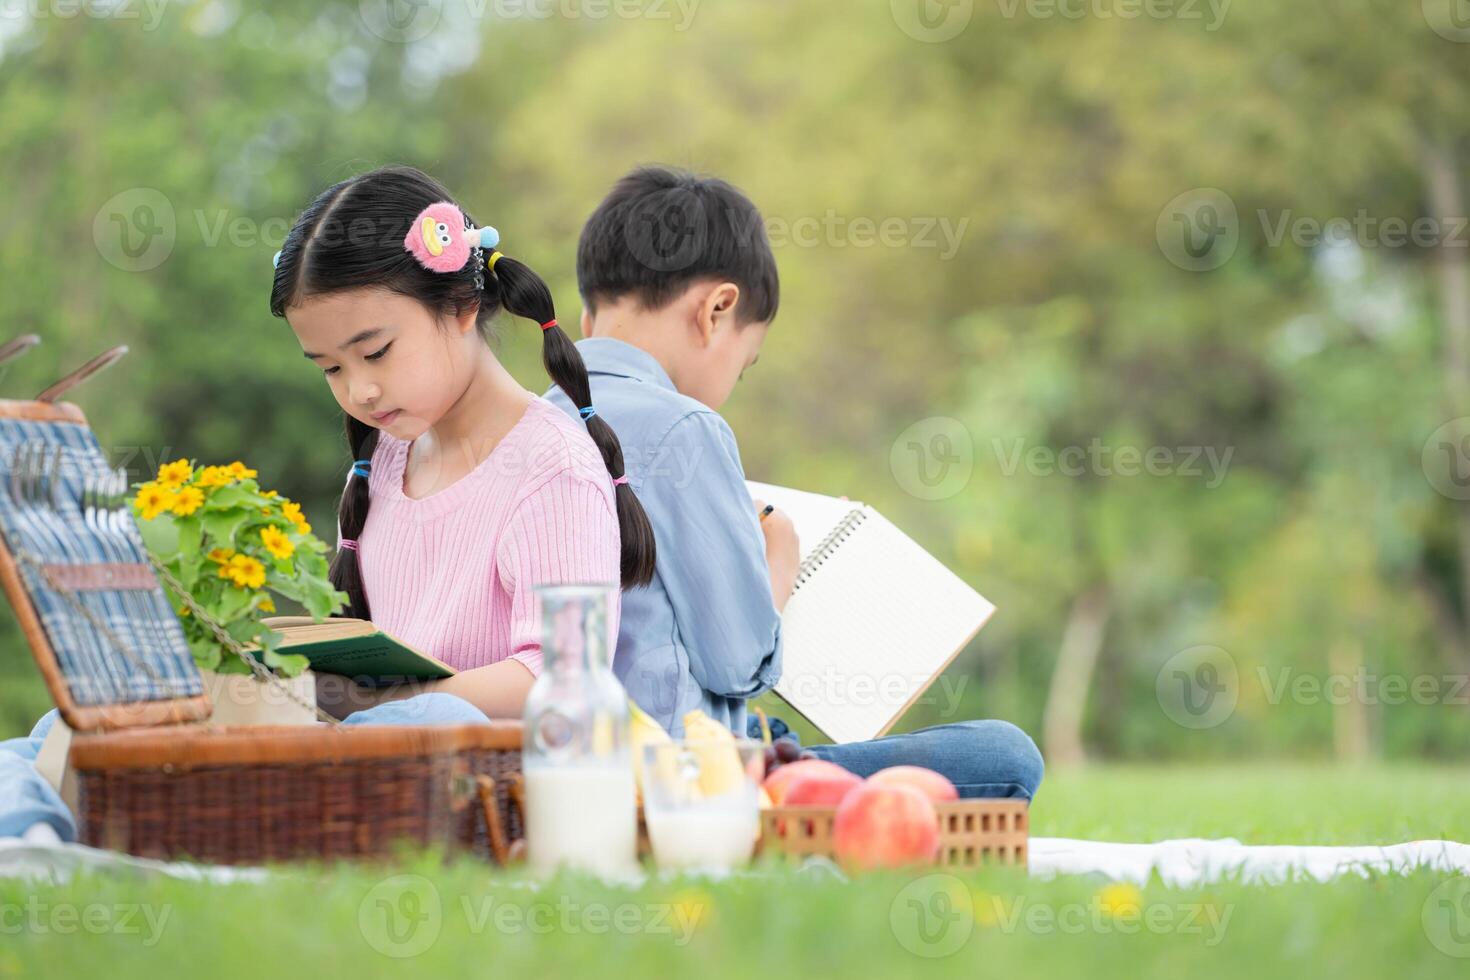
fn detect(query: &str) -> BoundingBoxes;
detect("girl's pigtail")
[328,414,381,619]
[489,252,658,589]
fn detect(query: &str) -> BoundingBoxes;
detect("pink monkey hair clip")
[403,201,499,273]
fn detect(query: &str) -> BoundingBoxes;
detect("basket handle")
[474,774,512,866]
[36,345,128,403]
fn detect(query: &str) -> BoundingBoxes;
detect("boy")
[545,167,1042,800]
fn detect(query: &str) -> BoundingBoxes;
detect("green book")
[246,616,458,685]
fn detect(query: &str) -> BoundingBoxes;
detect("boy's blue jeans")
[787,719,1042,802]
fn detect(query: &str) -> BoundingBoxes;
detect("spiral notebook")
[746,481,996,745]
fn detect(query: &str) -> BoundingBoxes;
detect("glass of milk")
[521,584,638,878]
[641,738,765,873]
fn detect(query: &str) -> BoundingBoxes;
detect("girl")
[269,165,655,720]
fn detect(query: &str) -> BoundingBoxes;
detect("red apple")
[783,770,863,807]
[832,783,940,872]
[865,765,959,803]
[762,759,852,806]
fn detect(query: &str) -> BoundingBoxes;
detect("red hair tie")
[540,319,558,332]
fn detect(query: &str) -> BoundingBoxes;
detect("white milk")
[645,803,760,871]
[523,765,638,877]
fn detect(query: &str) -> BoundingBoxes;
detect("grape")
[774,738,801,763]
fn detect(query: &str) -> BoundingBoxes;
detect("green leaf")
[202,508,249,545]
[204,486,251,511]
[262,649,309,678]
[215,585,254,623]
[176,515,202,561]
[137,512,180,560]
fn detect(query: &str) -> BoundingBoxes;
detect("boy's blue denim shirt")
[544,337,783,737]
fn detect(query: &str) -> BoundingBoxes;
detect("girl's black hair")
[270,165,656,620]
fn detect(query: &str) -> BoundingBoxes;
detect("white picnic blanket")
[4,828,1468,887]
[1029,837,1470,886]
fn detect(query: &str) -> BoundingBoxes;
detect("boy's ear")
[580,307,594,339]
[694,282,742,346]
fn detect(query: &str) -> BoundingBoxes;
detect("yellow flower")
[179,606,190,617]
[260,507,272,516]
[281,501,311,535]
[170,485,205,516]
[1096,883,1143,918]
[259,525,295,560]
[218,554,265,589]
[257,596,276,613]
[197,465,233,488]
[206,547,235,563]
[157,458,193,488]
[262,490,279,498]
[133,483,173,521]
[225,461,257,480]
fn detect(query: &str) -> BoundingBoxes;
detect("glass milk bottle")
[521,584,638,877]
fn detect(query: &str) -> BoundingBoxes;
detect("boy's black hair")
[271,165,657,616]
[577,166,779,325]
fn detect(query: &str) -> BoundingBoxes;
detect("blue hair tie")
[578,406,597,421]
[352,459,371,478]
[272,249,282,269]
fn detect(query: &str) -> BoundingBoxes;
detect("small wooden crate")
[758,799,1028,868]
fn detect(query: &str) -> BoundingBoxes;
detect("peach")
[832,783,940,872]
[783,770,863,807]
[762,758,852,806]
[865,765,959,803]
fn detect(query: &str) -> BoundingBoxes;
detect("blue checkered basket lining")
[0,417,202,707]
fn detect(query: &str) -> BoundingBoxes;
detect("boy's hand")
[753,498,799,612]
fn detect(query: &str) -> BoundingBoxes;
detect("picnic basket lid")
[0,395,214,732]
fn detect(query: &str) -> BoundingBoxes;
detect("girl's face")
[287,287,479,440]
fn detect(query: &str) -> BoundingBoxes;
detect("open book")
[248,616,457,685]
[746,481,996,745]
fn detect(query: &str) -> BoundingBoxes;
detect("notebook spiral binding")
[792,508,867,593]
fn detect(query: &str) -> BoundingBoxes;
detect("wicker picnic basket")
[0,353,525,866]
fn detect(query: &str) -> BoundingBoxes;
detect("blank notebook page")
[764,502,996,746]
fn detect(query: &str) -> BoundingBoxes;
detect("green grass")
[4,765,1468,979]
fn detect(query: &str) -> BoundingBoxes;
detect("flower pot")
[200,667,319,727]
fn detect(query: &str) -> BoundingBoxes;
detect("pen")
[758,504,774,523]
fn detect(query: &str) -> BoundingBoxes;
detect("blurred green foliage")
[1,0,1467,760]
